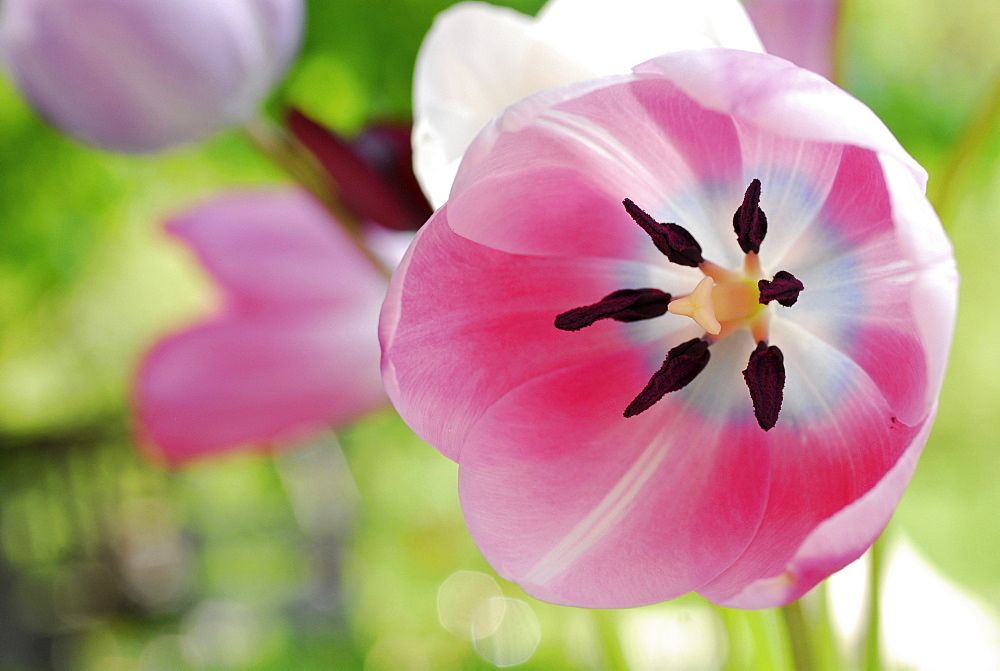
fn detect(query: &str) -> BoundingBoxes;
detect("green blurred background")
[0,0,998,668]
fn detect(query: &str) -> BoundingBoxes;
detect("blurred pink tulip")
[380,49,957,609]
[135,190,387,464]
[0,0,303,151]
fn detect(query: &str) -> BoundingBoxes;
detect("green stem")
[780,600,816,671]
[594,609,629,670]
[243,119,391,278]
[863,538,884,671]
[930,68,1000,220]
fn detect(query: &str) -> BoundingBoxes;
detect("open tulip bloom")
[380,49,957,609]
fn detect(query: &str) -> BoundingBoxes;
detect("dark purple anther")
[742,341,785,431]
[624,338,711,417]
[555,288,672,331]
[758,271,804,307]
[623,199,704,267]
[733,179,768,255]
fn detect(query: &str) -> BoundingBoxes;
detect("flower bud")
[0,0,304,152]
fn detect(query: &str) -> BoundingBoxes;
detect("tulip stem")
[593,610,629,670]
[243,119,392,278]
[862,537,884,671]
[779,599,816,671]
[930,67,1000,221]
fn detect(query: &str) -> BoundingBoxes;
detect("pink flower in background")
[412,0,842,209]
[0,0,303,151]
[135,190,387,464]
[380,49,957,608]
[743,0,841,80]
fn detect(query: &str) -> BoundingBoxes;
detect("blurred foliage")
[0,0,998,669]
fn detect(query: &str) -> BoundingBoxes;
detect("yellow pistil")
[668,276,763,336]
[668,276,721,335]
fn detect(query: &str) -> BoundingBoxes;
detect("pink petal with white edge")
[711,408,935,609]
[136,189,386,463]
[458,345,770,608]
[742,0,840,80]
[633,49,925,186]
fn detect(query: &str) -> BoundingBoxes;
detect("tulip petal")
[712,409,934,609]
[742,0,840,80]
[449,78,747,266]
[412,2,592,207]
[380,206,691,462]
[534,0,763,77]
[696,319,926,606]
[633,49,925,186]
[412,0,763,208]
[457,345,770,607]
[136,189,386,463]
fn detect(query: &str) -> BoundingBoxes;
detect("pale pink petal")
[166,190,382,313]
[380,206,687,462]
[742,0,840,80]
[0,0,303,152]
[458,347,770,608]
[709,409,934,609]
[136,189,387,463]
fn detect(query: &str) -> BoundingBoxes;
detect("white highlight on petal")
[524,429,674,587]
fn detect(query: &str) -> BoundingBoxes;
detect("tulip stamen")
[758,271,804,307]
[555,288,672,331]
[733,178,768,254]
[743,341,786,430]
[624,338,712,417]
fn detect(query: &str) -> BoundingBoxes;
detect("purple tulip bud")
[0,0,304,152]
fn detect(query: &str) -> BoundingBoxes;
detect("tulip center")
[555,180,805,431]
[667,276,762,336]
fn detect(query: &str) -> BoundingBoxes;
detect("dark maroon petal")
[286,108,432,231]
[742,341,785,430]
[732,179,768,254]
[624,338,711,417]
[758,270,804,307]
[351,123,434,229]
[555,288,672,331]
[623,199,703,267]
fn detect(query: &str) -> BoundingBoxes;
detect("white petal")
[412,2,593,207]
[535,0,763,72]
[413,0,765,208]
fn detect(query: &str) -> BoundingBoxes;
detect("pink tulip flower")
[380,49,958,609]
[0,0,303,152]
[135,189,388,464]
